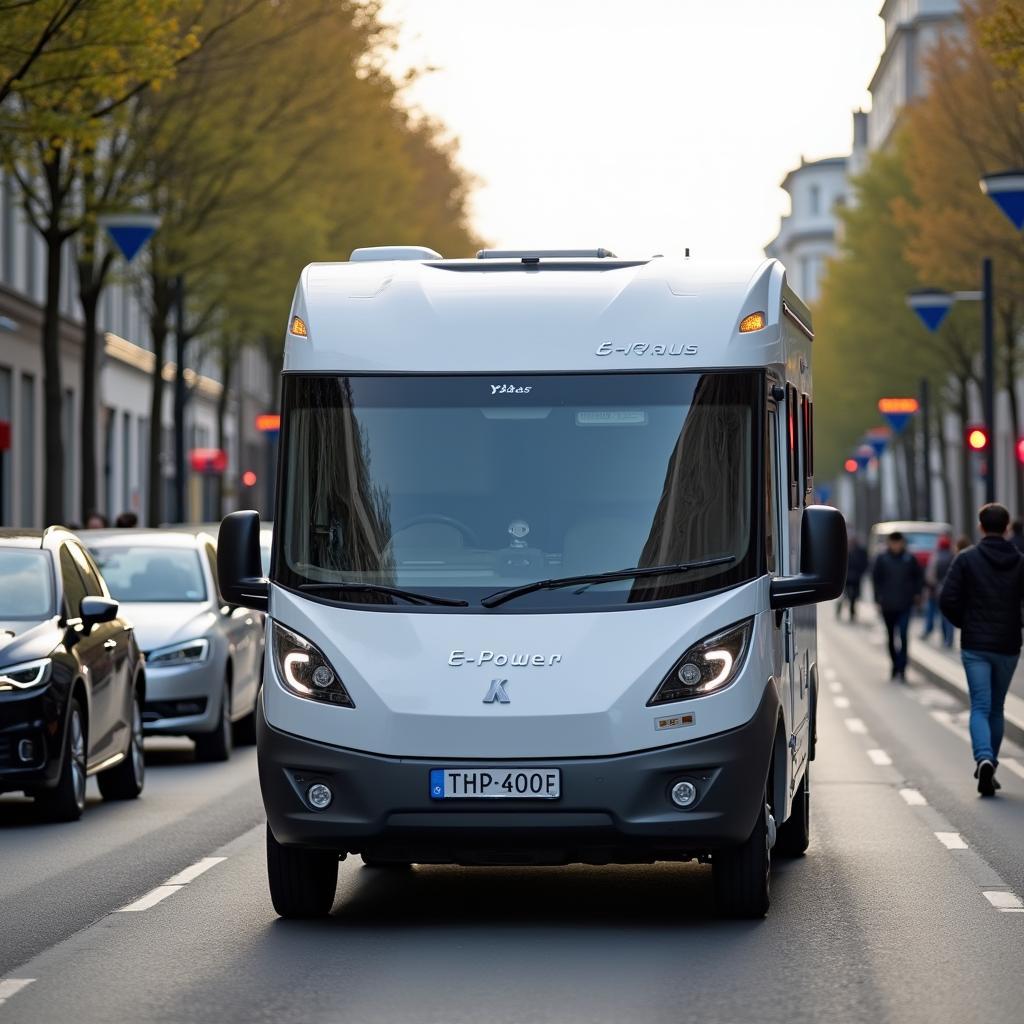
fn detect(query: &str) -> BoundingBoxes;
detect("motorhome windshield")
[277,372,761,610]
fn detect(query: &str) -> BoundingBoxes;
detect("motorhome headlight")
[147,638,210,666]
[647,619,753,706]
[272,621,354,707]
[0,658,52,691]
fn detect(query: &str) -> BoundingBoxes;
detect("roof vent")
[476,248,617,261]
[350,246,442,262]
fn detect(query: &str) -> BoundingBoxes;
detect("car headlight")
[0,658,53,691]
[272,621,354,707]
[147,638,210,666]
[647,619,753,706]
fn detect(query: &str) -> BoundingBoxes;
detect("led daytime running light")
[0,658,52,690]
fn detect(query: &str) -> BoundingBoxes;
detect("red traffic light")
[844,458,859,473]
[966,426,989,451]
[241,470,257,487]
[1017,438,1024,464]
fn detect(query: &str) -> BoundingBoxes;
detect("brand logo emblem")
[482,679,510,704]
[449,650,563,668]
[595,341,698,357]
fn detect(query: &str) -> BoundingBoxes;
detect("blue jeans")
[961,650,1018,763]
[922,595,955,645]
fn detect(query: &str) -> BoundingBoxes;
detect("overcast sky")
[380,0,885,261]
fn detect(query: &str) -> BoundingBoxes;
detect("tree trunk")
[214,346,233,515]
[937,400,953,529]
[77,242,113,523]
[957,378,974,538]
[41,157,66,526]
[146,279,172,526]
[902,429,918,520]
[1001,308,1024,517]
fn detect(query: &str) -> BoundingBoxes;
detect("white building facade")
[0,169,277,529]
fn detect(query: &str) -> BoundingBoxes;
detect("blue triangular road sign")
[913,304,951,332]
[989,190,1024,231]
[106,224,157,263]
[866,435,888,457]
[882,411,913,434]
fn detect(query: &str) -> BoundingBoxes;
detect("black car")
[0,528,146,820]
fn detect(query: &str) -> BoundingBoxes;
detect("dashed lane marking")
[844,717,868,734]
[165,857,226,886]
[935,832,968,850]
[824,667,838,682]
[983,890,1024,912]
[118,856,228,912]
[833,696,850,709]
[0,979,35,1006]
[1001,757,1024,780]
[900,788,928,805]
[828,681,843,694]
[867,749,892,766]
[929,709,973,743]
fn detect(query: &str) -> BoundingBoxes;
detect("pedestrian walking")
[837,535,869,621]
[921,534,955,647]
[84,511,108,529]
[114,511,138,528]
[872,531,923,680]
[939,503,1024,797]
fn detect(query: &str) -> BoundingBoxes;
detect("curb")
[909,651,1024,750]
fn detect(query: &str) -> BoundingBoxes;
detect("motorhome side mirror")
[769,505,848,610]
[80,596,118,630]
[218,511,270,612]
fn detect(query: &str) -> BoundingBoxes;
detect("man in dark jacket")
[837,537,869,621]
[940,503,1024,796]
[872,531,923,680]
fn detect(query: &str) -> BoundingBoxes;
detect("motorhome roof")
[283,251,810,375]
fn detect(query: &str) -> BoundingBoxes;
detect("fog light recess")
[670,780,697,808]
[307,783,333,810]
[17,739,35,763]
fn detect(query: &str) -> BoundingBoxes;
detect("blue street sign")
[881,411,913,434]
[99,213,161,263]
[865,435,888,458]
[854,446,873,470]
[906,289,954,333]
[816,484,832,505]
[980,171,1024,231]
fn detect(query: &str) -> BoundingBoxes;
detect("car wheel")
[774,768,810,857]
[97,689,145,800]
[194,678,232,763]
[712,788,772,919]
[36,698,87,822]
[267,824,339,918]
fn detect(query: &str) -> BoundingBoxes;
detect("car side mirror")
[770,505,848,610]
[80,596,119,630]
[218,511,269,612]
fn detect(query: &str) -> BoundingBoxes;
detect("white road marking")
[118,885,183,912]
[983,890,1024,911]
[118,854,228,912]
[1001,758,1024,780]
[900,788,928,806]
[844,717,868,734]
[828,681,843,694]
[0,979,35,1005]
[935,831,968,850]
[824,667,837,681]
[165,856,226,886]
[833,696,850,709]
[867,749,892,766]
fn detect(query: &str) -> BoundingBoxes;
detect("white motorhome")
[218,247,847,919]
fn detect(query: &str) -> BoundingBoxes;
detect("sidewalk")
[908,631,1024,748]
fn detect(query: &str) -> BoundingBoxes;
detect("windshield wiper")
[479,556,737,609]
[298,582,469,607]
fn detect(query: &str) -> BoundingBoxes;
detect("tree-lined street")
[2,613,1021,1024]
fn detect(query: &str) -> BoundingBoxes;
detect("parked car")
[0,528,146,821]
[868,520,953,569]
[87,529,263,761]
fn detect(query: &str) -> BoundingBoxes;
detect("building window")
[122,410,132,512]
[24,221,37,299]
[104,406,116,517]
[138,417,148,522]
[1,173,15,285]
[63,387,75,522]
[20,373,35,526]
[809,184,821,216]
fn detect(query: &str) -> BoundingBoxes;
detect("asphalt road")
[2,613,1022,1024]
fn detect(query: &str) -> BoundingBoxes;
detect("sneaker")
[977,759,996,797]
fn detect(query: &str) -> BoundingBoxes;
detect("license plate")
[429,768,561,800]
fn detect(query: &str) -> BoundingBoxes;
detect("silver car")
[86,530,264,761]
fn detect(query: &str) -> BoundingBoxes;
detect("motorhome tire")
[267,825,339,918]
[712,789,771,918]
[774,768,810,857]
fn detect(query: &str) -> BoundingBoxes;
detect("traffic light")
[1017,438,1024,464]
[844,458,859,473]
[966,425,989,451]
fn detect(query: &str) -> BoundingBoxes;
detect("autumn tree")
[895,0,1024,514]
[0,1,199,523]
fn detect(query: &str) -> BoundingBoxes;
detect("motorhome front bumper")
[258,682,781,864]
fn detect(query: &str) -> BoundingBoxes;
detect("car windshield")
[89,546,207,603]
[0,549,54,619]
[276,372,761,610]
